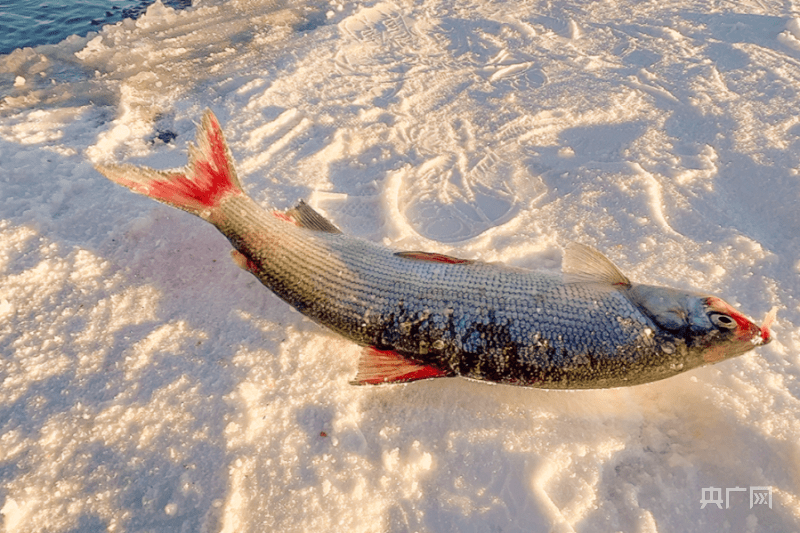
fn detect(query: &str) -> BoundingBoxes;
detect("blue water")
[0,0,192,56]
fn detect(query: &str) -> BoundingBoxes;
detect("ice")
[1,0,799,532]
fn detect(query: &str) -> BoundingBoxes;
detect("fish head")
[696,296,776,362]
[628,284,775,363]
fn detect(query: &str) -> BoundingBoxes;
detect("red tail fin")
[96,110,244,217]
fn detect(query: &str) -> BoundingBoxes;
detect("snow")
[1,0,799,531]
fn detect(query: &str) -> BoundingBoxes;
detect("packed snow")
[1,0,799,531]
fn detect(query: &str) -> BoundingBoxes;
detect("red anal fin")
[351,346,450,385]
[394,251,474,264]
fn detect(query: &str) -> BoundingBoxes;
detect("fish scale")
[96,110,774,390]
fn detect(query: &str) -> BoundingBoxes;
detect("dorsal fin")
[562,242,631,287]
[394,251,475,264]
[284,200,342,233]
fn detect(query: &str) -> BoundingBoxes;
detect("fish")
[95,110,776,389]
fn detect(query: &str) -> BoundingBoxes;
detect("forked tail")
[95,110,244,218]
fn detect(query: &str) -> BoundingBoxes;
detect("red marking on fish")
[145,171,224,209]
[148,115,239,209]
[273,211,296,224]
[230,250,259,273]
[95,111,244,217]
[706,296,760,341]
[352,346,449,385]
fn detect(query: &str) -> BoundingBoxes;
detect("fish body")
[96,111,775,389]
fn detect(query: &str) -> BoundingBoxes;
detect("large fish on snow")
[96,111,775,389]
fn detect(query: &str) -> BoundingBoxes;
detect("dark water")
[0,0,192,56]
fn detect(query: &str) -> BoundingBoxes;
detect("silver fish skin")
[96,111,775,389]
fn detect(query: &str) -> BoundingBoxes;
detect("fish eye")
[710,313,737,330]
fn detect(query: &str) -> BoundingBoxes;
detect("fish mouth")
[758,307,778,345]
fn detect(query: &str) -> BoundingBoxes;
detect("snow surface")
[1,0,799,531]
